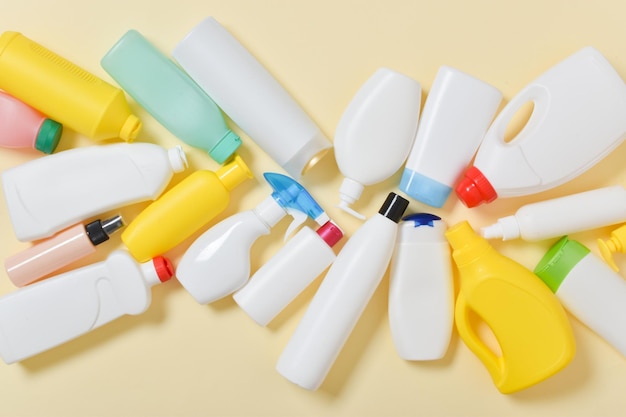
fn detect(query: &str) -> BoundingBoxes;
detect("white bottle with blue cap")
[388,213,454,360]
[176,173,329,304]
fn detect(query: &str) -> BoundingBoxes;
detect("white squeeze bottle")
[2,142,187,241]
[176,173,330,305]
[335,68,421,219]
[233,220,344,326]
[0,250,173,364]
[400,66,502,208]
[388,214,454,360]
[455,47,626,208]
[481,185,626,241]
[535,236,626,358]
[276,192,409,390]
[172,17,332,178]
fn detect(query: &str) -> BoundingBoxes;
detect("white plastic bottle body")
[276,214,398,390]
[172,17,331,178]
[0,251,159,364]
[2,143,185,241]
[233,227,336,326]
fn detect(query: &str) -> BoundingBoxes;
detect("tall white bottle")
[2,142,187,241]
[480,185,626,241]
[0,250,173,364]
[388,214,454,360]
[172,17,331,178]
[334,68,421,219]
[535,236,626,357]
[276,192,409,390]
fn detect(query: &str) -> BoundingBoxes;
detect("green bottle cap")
[34,119,63,154]
[534,236,590,293]
[209,130,242,164]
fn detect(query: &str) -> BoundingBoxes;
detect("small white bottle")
[233,220,343,326]
[388,214,454,360]
[276,192,409,390]
[0,250,173,364]
[535,236,626,357]
[335,68,421,219]
[2,142,187,241]
[172,17,331,178]
[400,66,502,208]
[481,185,626,241]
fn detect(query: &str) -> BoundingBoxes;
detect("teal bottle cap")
[34,119,63,154]
[400,168,452,208]
[209,130,242,164]
[534,236,590,293]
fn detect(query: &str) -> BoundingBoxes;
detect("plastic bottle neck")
[445,221,492,266]
[254,196,287,229]
[216,154,253,191]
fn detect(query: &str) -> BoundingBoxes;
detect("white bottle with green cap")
[535,236,626,357]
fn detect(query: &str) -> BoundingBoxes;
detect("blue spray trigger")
[263,172,325,220]
[402,213,442,227]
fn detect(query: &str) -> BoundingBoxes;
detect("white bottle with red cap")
[0,250,173,364]
[233,220,343,326]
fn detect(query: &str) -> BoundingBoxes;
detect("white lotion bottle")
[481,185,626,241]
[455,47,626,208]
[233,220,343,326]
[535,237,626,357]
[2,142,187,241]
[276,192,409,390]
[388,214,454,360]
[172,17,331,178]
[335,68,421,219]
[0,250,173,364]
[400,66,502,208]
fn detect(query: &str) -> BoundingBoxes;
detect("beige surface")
[2,1,626,415]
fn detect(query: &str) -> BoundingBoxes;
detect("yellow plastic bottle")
[0,31,141,141]
[446,221,575,394]
[122,154,253,262]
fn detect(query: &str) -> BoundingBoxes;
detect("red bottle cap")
[153,256,175,282]
[455,166,498,208]
[317,221,343,248]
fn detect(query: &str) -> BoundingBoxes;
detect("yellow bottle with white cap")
[598,223,626,271]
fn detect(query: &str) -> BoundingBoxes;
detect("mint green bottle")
[101,30,241,163]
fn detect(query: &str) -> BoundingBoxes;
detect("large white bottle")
[535,236,626,357]
[334,68,421,219]
[0,250,173,364]
[276,192,409,390]
[480,185,626,241]
[455,47,626,207]
[2,142,187,241]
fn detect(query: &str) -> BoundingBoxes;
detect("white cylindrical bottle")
[388,214,454,360]
[535,236,626,357]
[172,17,331,178]
[480,185,626,241]
[399,66,502,208]
[2,142,187,241]
[0,250,173,364]
[276,193,409,390]
[233,221,343,326]
[334,68,421,219]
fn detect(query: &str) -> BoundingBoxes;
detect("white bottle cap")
[167,145,188,173]
[480,215,520,240]
[337,177,365,219]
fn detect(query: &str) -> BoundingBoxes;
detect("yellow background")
[2,0,626,415]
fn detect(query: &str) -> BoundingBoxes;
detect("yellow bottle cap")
[216,154,253,191]
[119,114,142,142]
[445,220,490,266]
[597,223,626,271]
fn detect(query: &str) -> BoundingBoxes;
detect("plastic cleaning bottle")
[122,155,252,262]
[0,250,173,364]
[276,192,409,391]
[446,221,575,394]
[101,30,241,164]
[388,213,454,361]
[0,31,141,142]
[334,68,421,219]
[176,172,331,305]
[597,223,626,271]
[5,215,124,287]
[233,219,344,326]
[535,236,626,358]
[481,185,626,241]
[0,91,63,154]
[455,47,626,207]
[2,142,187,242]
[172,17,332,178]
[400,66,502,208]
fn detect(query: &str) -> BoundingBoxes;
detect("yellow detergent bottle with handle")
[122,154,253,262]
[0,31,141,141]
[446,221,575,394]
